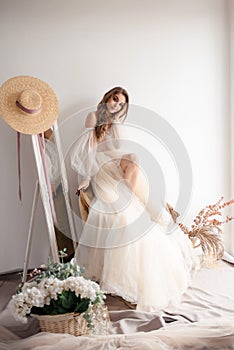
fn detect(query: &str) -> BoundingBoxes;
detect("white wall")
[230,0,234,255]
[0,0,232,272]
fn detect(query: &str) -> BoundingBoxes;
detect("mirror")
[22,122,77,282]
[43,121,77,260]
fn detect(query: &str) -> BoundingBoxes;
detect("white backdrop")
[0,0,232,272]
[230,0,234,257]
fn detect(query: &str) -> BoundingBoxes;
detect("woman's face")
[106,93,126,115]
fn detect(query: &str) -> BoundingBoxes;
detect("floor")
[0,271,22,313]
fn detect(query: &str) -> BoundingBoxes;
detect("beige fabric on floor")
[0,260,234,349]
[1,319,234,350]
[161,260,234,323]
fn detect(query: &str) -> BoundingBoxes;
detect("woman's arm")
[85,111,97,128]
[71,112,98,192]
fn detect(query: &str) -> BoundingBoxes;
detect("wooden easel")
[22,122,77,282]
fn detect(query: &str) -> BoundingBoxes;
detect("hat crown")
[18,89,42,112]
[0,75,59,134]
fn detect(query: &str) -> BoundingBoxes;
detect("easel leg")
[22,180,40,283]
[32,135,59,263]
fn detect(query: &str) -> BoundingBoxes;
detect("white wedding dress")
[71,120,200,313]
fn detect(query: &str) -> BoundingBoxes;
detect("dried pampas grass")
[167,197,234,264]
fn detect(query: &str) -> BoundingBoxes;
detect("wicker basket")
[32,312,89,336]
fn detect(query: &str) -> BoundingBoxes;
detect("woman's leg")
[120,153,139,193]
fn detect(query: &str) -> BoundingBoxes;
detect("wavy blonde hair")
[95,87,129,140]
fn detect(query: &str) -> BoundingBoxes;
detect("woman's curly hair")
[95,87,129,140]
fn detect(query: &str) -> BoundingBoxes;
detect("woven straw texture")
[32,312,89,336]
[0,75,59,135]
[79,187,93,222]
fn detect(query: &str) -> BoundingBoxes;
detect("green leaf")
[57,306,69,314]
[57,291,77,311]
[61,296,71,310]
[74,298,90,313]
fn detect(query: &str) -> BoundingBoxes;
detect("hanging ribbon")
[16,131,57,224]
[37,134,58,225]
[17,132,22,202]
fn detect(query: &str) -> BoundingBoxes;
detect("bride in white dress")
[71,87,199,312]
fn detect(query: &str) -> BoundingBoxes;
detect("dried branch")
[167,198,234,263]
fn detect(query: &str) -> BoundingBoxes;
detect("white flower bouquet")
[8,252,108,334]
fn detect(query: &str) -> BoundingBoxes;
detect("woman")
[71,87,199,312]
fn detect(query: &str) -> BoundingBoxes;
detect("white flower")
[23,287,44,308]
[63,276,77,291]
[8,295,30,323]
[44,296,51,305]
[8,261,105,324]
[21,281,38,291]
[39,277,63,300]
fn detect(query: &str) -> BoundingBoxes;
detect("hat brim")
[0,76,59,135]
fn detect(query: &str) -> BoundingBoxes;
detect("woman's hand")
[76,179,90,196]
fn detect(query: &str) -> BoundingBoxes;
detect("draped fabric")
[1,318,234,350]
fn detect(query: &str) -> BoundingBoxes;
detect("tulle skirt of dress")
[76,149,200,313]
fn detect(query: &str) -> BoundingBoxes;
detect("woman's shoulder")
[85,111,97,128]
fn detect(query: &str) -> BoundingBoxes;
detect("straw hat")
[0,76,59,135]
